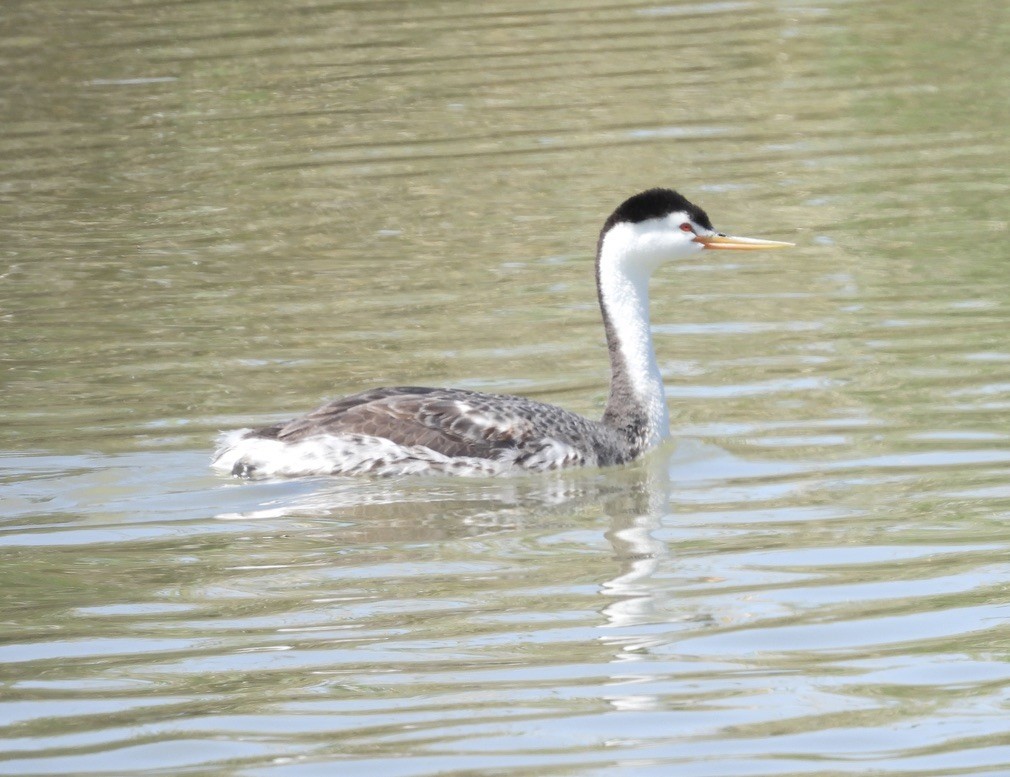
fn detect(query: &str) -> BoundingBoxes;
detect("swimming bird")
[213,188,792,478]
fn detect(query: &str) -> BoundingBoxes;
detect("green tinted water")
[3,1,1010,774]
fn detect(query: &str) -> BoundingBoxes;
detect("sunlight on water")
[3,0,1010,775]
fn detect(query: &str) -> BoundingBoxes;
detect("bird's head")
[599,188,793,274]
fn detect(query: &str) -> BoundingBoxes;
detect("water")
[3,0,1010,774]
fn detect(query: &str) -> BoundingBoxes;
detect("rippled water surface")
[4,1,1010,774]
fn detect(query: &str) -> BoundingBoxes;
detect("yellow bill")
[694,234,794,250]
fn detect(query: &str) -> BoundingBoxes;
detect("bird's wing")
[254,387,549,461]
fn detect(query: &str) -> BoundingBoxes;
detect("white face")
[603,210,712,273]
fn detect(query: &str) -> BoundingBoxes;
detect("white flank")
[212,429,583,479]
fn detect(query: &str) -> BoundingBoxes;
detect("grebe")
[213,188,792,478]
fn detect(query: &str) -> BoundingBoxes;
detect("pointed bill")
[694,234,794,250]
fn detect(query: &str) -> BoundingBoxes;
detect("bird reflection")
[212,440,719,716]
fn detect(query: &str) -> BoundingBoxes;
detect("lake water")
[3,1,1010,774]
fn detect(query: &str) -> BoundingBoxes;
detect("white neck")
[597,226,671,447]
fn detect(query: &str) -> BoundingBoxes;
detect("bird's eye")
[679,223,695,234]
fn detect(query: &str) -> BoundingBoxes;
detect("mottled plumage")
[214,386,633,478]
